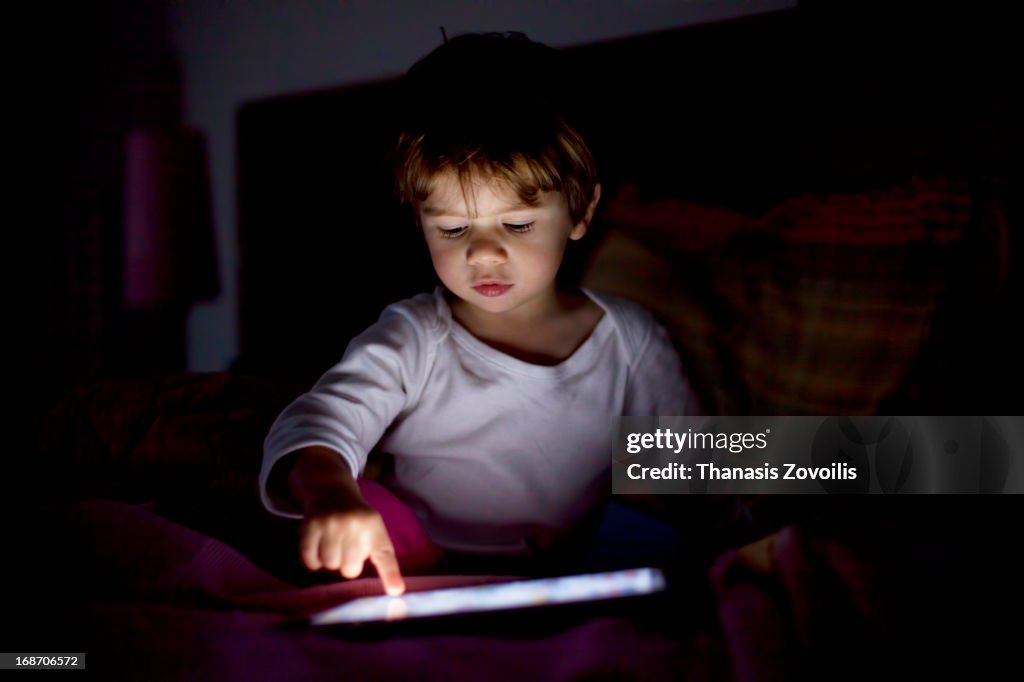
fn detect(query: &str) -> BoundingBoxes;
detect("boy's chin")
[461,294,519,315]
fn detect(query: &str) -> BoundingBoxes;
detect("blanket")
[2,498,726,681]
[5,495,1008,681]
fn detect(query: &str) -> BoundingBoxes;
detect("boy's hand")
[299,501,406,596]
[283,446,406,596]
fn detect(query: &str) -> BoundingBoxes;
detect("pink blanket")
[6,493,1002,680]
[4,498,725,681]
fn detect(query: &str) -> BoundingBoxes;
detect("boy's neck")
[447,287,604,366]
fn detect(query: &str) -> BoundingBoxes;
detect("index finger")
[369,542,406,596]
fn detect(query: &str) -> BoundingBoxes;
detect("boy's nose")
[466,237,508,265]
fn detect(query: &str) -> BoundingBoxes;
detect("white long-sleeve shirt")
[260,287,699,554]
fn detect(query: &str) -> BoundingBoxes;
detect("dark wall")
[573,2,1019,204]
[12,1,183,420]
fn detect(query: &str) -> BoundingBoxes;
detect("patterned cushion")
[584,177,980,414]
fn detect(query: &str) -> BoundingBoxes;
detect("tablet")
[307,567,667,628]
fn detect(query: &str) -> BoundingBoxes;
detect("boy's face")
[417,172,594,317]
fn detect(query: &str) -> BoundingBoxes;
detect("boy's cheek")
[427,251,461,285]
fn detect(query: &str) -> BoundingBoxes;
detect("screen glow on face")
[309,567,667,626]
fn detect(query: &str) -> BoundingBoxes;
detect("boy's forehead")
[419,173,548,218]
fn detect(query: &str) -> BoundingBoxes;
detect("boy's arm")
[269,446,406,595]
[271,445,364,513]
[260,302,433,518]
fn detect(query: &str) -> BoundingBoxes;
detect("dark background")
[10,1,1022,426]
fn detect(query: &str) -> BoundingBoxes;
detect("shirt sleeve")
[259,306,433,518]
[623,313,704,417]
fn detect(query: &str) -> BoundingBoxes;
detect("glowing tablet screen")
[309,567,667,626]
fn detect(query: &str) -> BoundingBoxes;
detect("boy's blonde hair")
[393,32,598,226]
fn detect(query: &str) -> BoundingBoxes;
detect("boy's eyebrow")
[420,200,533,217]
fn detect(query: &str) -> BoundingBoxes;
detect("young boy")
[259,32,700,596]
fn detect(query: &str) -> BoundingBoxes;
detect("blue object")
[582,500,683,571]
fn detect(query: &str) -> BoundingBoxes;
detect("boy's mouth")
[472,281,513,297]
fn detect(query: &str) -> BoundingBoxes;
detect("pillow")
[584,177,977,415]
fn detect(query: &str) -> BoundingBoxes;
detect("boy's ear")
[570,183,601,241]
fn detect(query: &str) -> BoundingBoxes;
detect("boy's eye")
[438,226,468,239]
[504,222,534,234]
